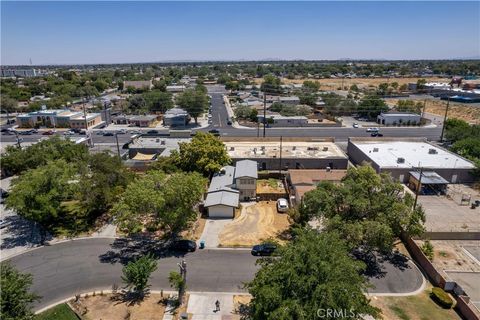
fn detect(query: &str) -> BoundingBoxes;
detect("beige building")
[69,113,102,129]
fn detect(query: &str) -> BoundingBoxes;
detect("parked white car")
[366,127,379,132]
[353,123,359,128]
[276,198,289,213]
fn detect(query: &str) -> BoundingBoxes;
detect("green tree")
[299,165,425,252]
[302,80,320,92]
[0,136,88,176]
[171,132,231,176]
[260,74,282,93]
[5,160,78,242]
[169,271,186,303]
[247,229,379,320]
[396,100,422,114]
[128,94,147,114]
[176,87,209,124]
[416,79,427,90]
[357,95,388,119]
[0,96,17,125]
[143,90,173,113]
[114,171,206,235]
[122,254,157,298]
[0,262,40,320]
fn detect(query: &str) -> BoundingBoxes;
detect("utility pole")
[421,99,426,119]
[177,259,187,305]
[263,91,266,138]
[115,133,121,159]
[14,131,21,148]
[279,135,283,174]
[257,121,260,138]
[413,166,423,209]
[439,97,450,142]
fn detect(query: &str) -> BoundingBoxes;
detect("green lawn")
[372,288,460,320]
[35,303,79,320]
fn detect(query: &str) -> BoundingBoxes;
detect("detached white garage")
[204,190,239,219]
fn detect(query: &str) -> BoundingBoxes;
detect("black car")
[251,243,276,256]
[103,132,114,136]
[208,129,220,136]
[370,132,383,137]
[146,130,159,135]
[172,240,197,252]
[226,119,233,125]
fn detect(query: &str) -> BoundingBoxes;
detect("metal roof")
[207,166,236,193]
[409,171,449,184]
[234,160,258,179]
[204,189,239,207]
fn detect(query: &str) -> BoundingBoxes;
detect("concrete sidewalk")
[187,292,235,320]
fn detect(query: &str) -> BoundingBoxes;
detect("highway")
[8,238,424,311]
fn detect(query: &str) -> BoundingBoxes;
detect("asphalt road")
[8,238,423,311]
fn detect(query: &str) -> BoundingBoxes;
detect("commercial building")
[204,160,258,218]
[377,112,421,125]
[1,68,39,78]
[166,85,186,92]
[286,169,348,204]
[16,109,102,129]
[347,138,476,183]
[222,138,349,171]
[123,80,153,91]
[163,108,190,127]
[128,115,157,127]
[257,114,308,127]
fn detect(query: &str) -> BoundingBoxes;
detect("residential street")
[8,238,424,311]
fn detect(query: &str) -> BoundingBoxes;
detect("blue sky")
[1,1,479,65]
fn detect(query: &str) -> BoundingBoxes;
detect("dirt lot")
[256,179,286,194]
[218,201,291,247]
[388,98,480,124]
[370,284,460,320]
[70,293,167,320]
[180,215,207,241]
[415,240,480,273]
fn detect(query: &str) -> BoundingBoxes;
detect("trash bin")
[200,240,205,249]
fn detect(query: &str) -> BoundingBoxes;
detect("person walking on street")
[215,300,220,312]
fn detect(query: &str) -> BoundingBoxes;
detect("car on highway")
[171,239,196,252]
[371,132,384,137]
[208,129,220,136]
[117,129,127,134]
[352,123,359,128]
[64,130,75,136]
[276,198,289,213]
[96,130,105,135]
[42,130,55,135]
[103,132,114,136]
[366,127,379,132]
[19,130,33,135]
[251,243,277,256]
[226,118,233,125]
[146,130,159,135]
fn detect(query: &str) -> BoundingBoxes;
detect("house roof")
[207,166,236,193]
[130,115,157,122]
[293,185,316,200]
[204,189,239,207]
[234,160,258,179]
[288,169,348,186]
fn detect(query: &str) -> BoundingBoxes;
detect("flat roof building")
[347,138,476,183]
[222,139,348,171]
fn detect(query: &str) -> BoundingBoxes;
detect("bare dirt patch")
[233,295,251,317]
[70,293,167,320]
[387,97,480,124]
[181,215,207,241]
[256,179,286,194]
[219,202,291,247]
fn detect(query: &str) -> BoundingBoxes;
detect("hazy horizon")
[2,1,479,65]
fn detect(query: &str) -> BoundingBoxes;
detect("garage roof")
[204,189,239,208]
[235,160,258,179]
[409,171,449,184]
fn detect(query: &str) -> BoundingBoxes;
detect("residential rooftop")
[224,141,346,159]
[351,140,475,169]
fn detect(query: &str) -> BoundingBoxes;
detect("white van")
[276,198,289,213]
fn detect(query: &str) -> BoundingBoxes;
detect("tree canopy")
[122,254,157,297]
[0,262,40,320]
[171,132,231,176]
[176,86,209,124]
[247,229,379,320]
[298,165,425,252]
[114,171,207,235]
[357,95,389,119]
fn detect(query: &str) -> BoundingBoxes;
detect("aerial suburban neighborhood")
[0,1,479,320]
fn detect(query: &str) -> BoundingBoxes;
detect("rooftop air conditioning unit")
[373,148,379,152]
[428,148,438,154]
[220,168,226,175]
[230,147,235,151]
[323,147,329,151]
[326,167,331,172]
[397,157,405,164]
[156,138,160,143]
[292,146,296,150]
[160,140,165,145]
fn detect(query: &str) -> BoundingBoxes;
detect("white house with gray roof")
[204,160,258,218]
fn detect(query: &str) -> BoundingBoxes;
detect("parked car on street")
[352,123,359,128]
[146,130,159,135]
[208,129,220,136]
[171,239,197,252]
[42,130,55,135]
[366,127,379,132]
[103,132,114,136]
[251,243,277,256]
[276,198,289,213]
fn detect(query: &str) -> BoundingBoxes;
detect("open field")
[371,285,460,320]
[219,201,291,247]
[387,98,480,124]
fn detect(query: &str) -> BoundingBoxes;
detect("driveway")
[8,238,425,311]
[198,218,233,248]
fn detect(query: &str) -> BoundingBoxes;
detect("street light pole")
[440,97,450,142]
[263,92,266,138]
[177,259,187,305]
[115,133,121,159]
[413,166,423,209]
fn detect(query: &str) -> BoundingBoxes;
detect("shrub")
[421,240,434,261]
[430,287,454,309]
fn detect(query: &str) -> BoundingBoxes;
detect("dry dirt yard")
[256,179,286,194]
[69,293,168,320]
[219,201,291,247]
